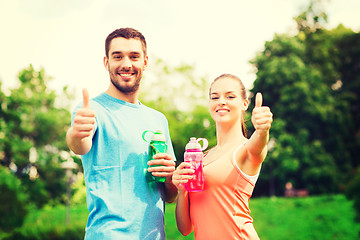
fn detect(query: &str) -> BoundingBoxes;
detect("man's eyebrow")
[111,51,123,55]
[111,51,141,55]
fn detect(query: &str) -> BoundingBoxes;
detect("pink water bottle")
[184,137,208,192]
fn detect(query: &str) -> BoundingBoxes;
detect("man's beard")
[109,70,142,94]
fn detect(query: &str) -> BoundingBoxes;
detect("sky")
[0,0,359,109]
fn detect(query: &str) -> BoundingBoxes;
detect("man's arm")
[147,153,178,203]
[164,176,178,203]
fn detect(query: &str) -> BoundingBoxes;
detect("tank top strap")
[232,140,261,184]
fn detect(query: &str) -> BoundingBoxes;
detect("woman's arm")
[172,162,195,236]
[244,93,273,170]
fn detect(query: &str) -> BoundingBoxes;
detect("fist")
[251,92,273,133]
[147,153,176,179]
[72,88,96,139]
[172,162,195,192]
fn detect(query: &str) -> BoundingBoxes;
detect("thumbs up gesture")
[72,88,96,139]
[251,93,273,134]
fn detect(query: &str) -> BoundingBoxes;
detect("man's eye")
[131,56,139,60]
[114,55,122,59]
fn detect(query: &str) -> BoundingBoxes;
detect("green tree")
[249,1,359,197]
[250,33,339,196]
[0,166,29,232]
[0,65,75,208]
[338,30,360,224]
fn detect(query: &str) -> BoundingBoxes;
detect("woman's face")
[209,77,248,124]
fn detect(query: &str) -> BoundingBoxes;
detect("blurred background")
[1,0,359,239]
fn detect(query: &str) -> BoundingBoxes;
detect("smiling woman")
[172,73,273,239]
[209,74,249,135]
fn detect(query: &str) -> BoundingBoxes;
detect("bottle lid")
[151,130,166,142]
[185,137,209,151]
[185,137,201,150]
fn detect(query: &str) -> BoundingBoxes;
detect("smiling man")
[66,28,178,240]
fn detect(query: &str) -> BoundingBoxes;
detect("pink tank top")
[189,143,260,240]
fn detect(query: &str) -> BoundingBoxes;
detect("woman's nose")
[218,99,226,106]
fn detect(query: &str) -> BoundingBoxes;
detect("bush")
[3,227,84,240]
[346,167,360,222]
[0,166,29,232]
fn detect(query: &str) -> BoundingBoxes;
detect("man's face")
[104,37,148,94]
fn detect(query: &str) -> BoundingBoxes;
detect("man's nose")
[122,57,132,69]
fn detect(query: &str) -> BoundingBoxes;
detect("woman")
[172,74,273,239]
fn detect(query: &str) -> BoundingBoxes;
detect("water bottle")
[142,130,168,183]
[184,137,208,192]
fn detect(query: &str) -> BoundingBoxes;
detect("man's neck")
[105,86,139,104]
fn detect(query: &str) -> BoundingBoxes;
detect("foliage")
[70,173,86,205]
[0,166,29,232]
[346,167,360,222]
[250,1,360,197]
[0,65,76,209]
[4,195,358,240]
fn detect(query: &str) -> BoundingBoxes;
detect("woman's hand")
[251,92,273,135]
[172,162,195,192]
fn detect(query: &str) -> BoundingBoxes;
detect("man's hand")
[66,89,96,155]
[148,153,178,202]
[71,88,96,139]
[147,153,176,180]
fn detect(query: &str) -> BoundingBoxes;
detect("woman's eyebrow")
[210,91,236,95]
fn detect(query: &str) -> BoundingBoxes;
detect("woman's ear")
[242,99,249,111]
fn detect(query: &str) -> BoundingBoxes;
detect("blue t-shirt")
[72,93,176,240]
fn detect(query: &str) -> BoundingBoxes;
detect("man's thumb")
[82,88,90,108]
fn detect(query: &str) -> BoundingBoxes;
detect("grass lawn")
[9,194,360,240]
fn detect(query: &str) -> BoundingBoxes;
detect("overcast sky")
[0,0,359,109]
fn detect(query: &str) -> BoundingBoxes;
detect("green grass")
[7,194,360,240]
[165,203,194,240]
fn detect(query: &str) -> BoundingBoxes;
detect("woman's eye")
[211,97,219,100]
[228,96,235,99]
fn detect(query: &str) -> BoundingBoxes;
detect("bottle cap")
[142,130,166,142]
[151,130,166,142]
[185,137,200,150]
[185,137,208,151]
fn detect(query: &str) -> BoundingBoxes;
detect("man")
[66,28,178,240]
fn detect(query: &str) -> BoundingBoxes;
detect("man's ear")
[143,55,149,70]
[103,56,109,71]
